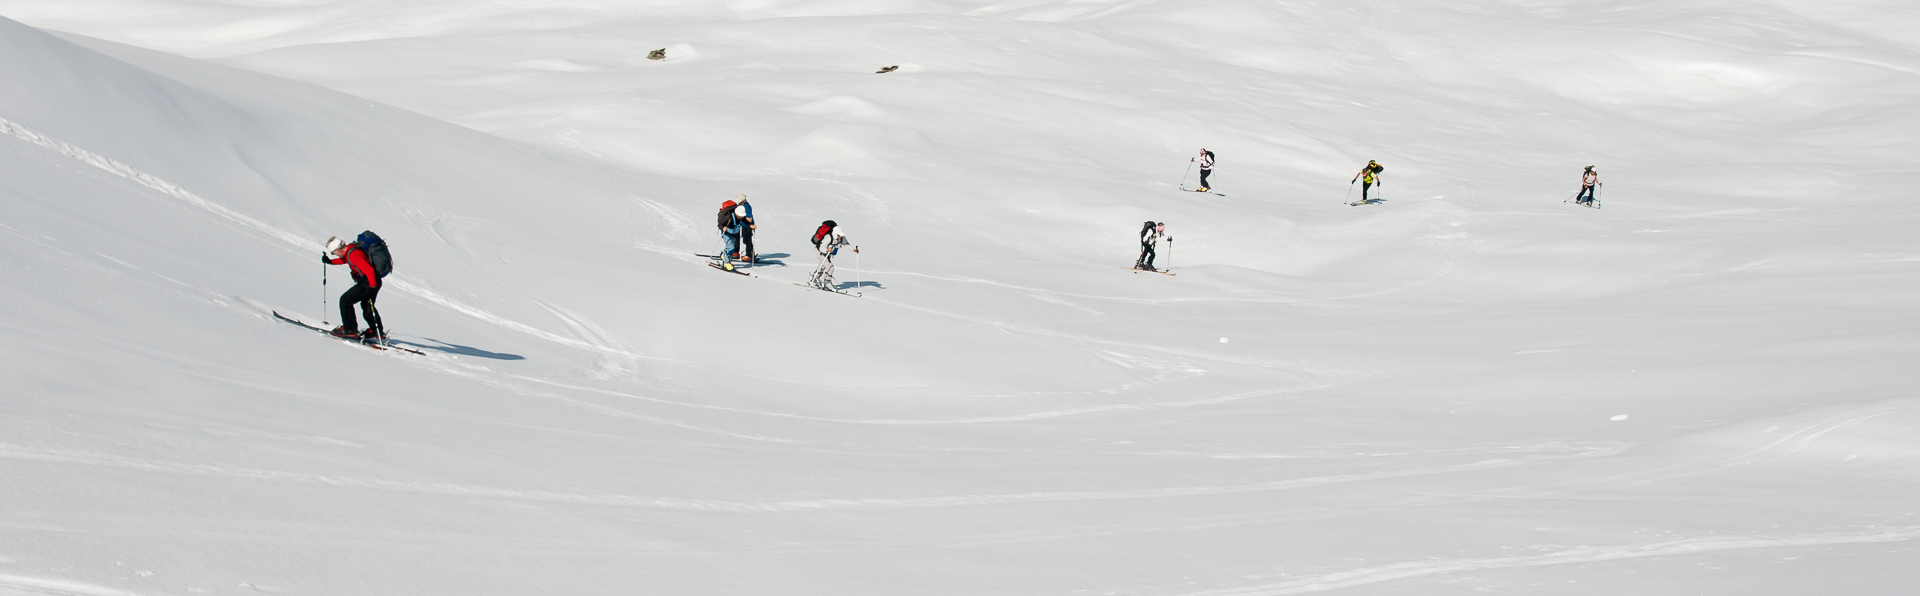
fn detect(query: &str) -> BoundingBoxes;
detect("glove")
[321,253,332,264]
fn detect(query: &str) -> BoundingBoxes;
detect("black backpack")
[1370,163,1384,174]
[356,230,393,279]
[717,205,737,230]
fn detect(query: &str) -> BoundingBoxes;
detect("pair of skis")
[1129,266,1175,276]
[708,259,862,297]
[273,311,424,355]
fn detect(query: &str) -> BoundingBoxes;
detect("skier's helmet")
[1584,165,1595,171]
[325,236,347,253]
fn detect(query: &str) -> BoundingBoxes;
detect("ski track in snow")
[861,236,1455,306]
[0,114,673,364]
[0,574,144,596]
[508,372,1356,425]
[0,442,1619,513]
[1173,524,1920,596]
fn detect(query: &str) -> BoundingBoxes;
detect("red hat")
[722,200,737,208]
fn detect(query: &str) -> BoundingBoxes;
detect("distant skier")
[1352,160,1384,204]
[735,194,757,263]
[809,220,857,291]
[322,235,385,340]
[1194,148,1216,192]
[1135,221,1164,271]
[1576,166,1600,206]
[716,199,746,270]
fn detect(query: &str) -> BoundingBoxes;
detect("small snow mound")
[787,95,885,118]
[895,62,925,73]
[1611,414,1629,421]
[1219,337,1229,343]
[1638,398,1920,476]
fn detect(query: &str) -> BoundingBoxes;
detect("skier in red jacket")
[324,236,383,339]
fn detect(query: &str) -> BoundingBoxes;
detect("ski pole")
[855,247,862,294]
[322,258,328,326]
[1167,234,1174,270]
[367,300,386,346]
[1344,179,1355,204]
[1178,159,1194,191]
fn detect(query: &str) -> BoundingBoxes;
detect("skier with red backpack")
[808,220,856,291]
[716,199,747,270]
[322,232,392,340]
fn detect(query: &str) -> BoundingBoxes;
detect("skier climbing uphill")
[1576,166,1601,206]
[1194,149,1216,192]
[716,199,746,270]
[1352,160,1384,204]
[322,233,389,340]
[809,220,857,291]
[735,194,757,263]
[1135,221,1164,272]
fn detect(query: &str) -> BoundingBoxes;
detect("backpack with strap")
[717,205,736,230]
[356,230,393,279]
[1370,163,1384,174]
[811,220,836,247]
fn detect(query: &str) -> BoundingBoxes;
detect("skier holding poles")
[1194,149,1216,192]
[1351,160,1384,205]
[1575,166,1601,207]
[808,220,857,292]
[1135,221,1165,272]
[322,234,389,340]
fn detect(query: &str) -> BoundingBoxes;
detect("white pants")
[811,250,837,289]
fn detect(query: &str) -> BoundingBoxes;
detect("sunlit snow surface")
[1,1,1917,594]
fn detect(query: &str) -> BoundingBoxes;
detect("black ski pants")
[1362,181,1374,202]
[1139,243,1157,269]
[741,224,755,258]
[1199,168,1212,189]
[339,282,382,335]
[1576,185,1595,203]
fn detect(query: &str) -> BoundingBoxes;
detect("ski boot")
[329,326,360,339]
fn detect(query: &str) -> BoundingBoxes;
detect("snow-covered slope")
[2,1,1918,594]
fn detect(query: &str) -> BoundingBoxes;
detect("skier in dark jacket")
[1352,160,1384,204]
[1194,149,1215,192]
[1136,221,1164,271]
[324,236,383,340]
[735,194,757,263]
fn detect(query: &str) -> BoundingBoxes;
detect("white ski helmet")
[325,236,346,253]
[733,205,747,218]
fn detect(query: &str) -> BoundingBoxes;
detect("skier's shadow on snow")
[399,337,525,360]
[838,281,884,291]
[748,252,792,267]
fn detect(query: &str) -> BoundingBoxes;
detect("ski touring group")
[704,194,862,296]
[285,146,1603,350]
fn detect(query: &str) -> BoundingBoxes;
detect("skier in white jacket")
[809,220,857,291]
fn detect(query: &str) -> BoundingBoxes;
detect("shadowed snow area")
[1,0,1918,594]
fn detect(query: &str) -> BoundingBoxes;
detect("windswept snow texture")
[2,1,1919,594]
